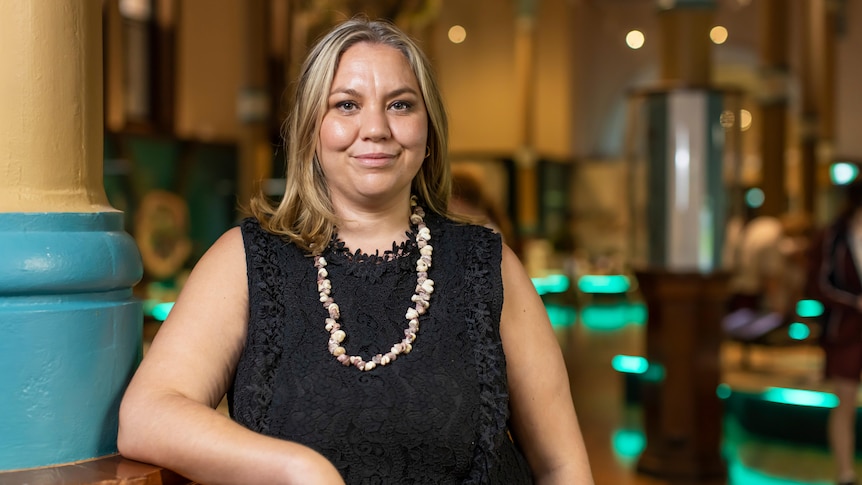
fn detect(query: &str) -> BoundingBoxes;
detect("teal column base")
[0,212,143,471]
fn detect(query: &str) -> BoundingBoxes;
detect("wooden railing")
[0,454,195,484]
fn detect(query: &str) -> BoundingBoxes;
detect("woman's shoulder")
[431,214,503,272]
[237,217,296,249]
[207,225,246,258]
[433,213,500,241]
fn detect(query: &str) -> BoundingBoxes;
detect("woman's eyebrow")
[328,86,419,98]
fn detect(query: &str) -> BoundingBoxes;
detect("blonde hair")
[250,17,451,254]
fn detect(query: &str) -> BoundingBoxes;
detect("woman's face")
[318,42,428,209]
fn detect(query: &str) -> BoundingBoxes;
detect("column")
[757,0,789,216]
[0,0,142,471]
[657,0,714,88]
[514,0,539,238]
[633,0,728,481]
[798,0,839,215]
[237,0,273,214]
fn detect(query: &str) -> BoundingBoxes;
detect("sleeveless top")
[231,213,533,484]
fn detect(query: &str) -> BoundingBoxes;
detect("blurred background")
[49,0,862,483]
[104,0,862,485]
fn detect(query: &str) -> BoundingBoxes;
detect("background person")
[449,168,517,248]
[118,18,593,485]
[722,202,811,344]
[808,180,862,485]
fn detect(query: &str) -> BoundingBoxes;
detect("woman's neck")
[333,199,414,255]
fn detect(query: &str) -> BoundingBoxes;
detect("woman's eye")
[336,101,357,111]
[390,101,411,111]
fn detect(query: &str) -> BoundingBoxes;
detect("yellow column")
[0,1,110,212]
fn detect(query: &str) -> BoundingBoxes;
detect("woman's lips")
[352,153,395,166]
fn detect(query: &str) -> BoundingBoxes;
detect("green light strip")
[577,275,631,294]
[795,299,824,318]
[531,274,570,295]
[611,354,648,374]
[152,302,175,322]
[761,387,839,408]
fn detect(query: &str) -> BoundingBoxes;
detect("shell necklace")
[314,196,434,371]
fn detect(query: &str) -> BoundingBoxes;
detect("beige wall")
[434,0,518,156]
[433,0,588,161]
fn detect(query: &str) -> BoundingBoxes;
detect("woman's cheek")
[321,118,355,149]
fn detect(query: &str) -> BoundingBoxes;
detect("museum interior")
[2,0,862,483]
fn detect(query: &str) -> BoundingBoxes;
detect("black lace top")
[231,213,533,484]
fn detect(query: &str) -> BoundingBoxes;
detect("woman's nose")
[359,106,391,140]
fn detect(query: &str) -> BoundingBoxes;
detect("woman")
[118,18,593,484]
[808,181,862,485]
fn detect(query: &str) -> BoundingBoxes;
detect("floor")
[556,298,862,485]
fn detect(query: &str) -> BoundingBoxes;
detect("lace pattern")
[230,219,288,433]
[233,215,532,483]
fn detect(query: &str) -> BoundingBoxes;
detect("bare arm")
[118,227,344,485]
[499,244,594,484]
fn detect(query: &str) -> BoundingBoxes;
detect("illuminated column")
[629,0,728,481]
[0,0,142,471]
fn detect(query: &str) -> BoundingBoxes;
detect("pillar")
[799,0,839,216]
[632,0,728,481]
[757,0,789,217]
[237,0,273,214]
[635,270,728,479]
[657,0,714,88]
[514,0,539,238]
[0,0,143,471]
